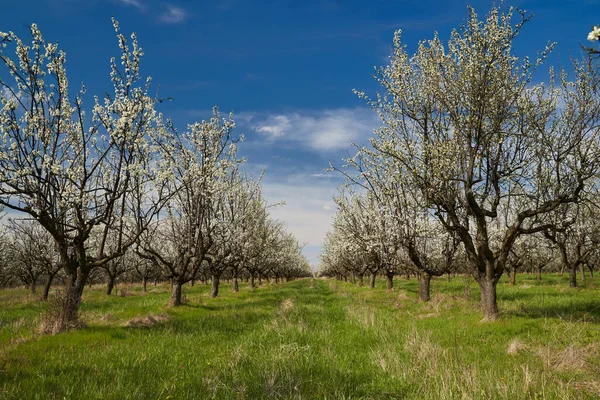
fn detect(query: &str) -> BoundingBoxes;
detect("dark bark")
[42,273,55,301]
[29,279,37,295]
[509,267,517,286]
[358,274,364,287]
[370,272,376,288]
[232,276,239,292]
[419,271,431,302]
[106,276,115,295]
[386,272,394,290]
[169,280,183,306]
[569,267,577,288]
[537,266,543,281]
[210,274,220,298]
[249,273,255,289]
[142,277,147,293]
[479,278,499,320]
[55,264,90,333]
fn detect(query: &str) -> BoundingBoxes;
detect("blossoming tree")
[356,6,600,319]
[0,21,170,331]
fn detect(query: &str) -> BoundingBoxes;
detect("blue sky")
[2,0,599,268]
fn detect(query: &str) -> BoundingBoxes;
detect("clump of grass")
[506,338,527,355]
[124,313,169,328]
[39,290,85,335]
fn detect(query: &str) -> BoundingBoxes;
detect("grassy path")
[1,277,599,399]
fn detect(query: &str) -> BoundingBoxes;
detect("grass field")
[0,274,599,399]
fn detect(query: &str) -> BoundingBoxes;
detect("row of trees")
[0,20,311,332]
[320,6,600,320]
[0,215,311,301]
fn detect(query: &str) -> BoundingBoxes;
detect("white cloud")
[255,115,290,137]
[242,108,379,151]
[116,0,144,10]
[260,174,342,270]
[160,5,187,23]
[1,87,17,104]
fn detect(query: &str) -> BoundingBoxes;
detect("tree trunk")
[191,279,195,287]
[106,276,115,295]
[233,276,239,292]
[579,264,586,283]
[419,271,431,302]
[370,272,376,288]
[29,278,37,295]
[386,273,394,290]
[258,275,262,286]
[210,274,220,298]
[569,266,577,288]
[479,278,499,320]
[42,274,54,301]
[358,274,364,286]
[51,266,90,334]
[509,267,516,286]
[405,273,410,280]
[169,280,183,306]
[537,266,543,281]
[249,273,255,289]
[142,277,147,293]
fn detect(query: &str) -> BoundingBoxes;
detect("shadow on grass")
[504,299,600,322]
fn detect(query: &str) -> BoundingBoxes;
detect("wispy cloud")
[261,177,339,269]
[116,0,144,11]
[0,86,18,104]
[241,108,379,151]
[160,5,187,24]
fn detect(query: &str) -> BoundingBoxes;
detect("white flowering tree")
[542,200,600,287]
[137,109,242,306]
[586,25,600,55]
[222,175,271,292]
[0,21,170,331]
[133,257,161,292]
[335,148,461,300]
[356,6,600,319]
[3,219,61,299]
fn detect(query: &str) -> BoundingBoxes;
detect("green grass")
[0,274,599,399]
